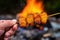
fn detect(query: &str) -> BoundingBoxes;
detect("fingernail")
[12,19,17,24]
[5,33,10,38]
[13,24,18,31]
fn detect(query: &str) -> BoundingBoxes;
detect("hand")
[0,20,18,40]
[17,12,48,28]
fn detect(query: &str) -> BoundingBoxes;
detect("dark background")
[0,0,60,15]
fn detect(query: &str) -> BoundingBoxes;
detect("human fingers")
[0,20,17,37]
[4,24,18,40]
[0,20,17,30]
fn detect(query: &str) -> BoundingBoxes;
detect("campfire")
[17,0,48,28]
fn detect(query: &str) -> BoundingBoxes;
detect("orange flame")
[18,0,48,28]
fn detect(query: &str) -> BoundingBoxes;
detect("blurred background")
[0,0,60,40]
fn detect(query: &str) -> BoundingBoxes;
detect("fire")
[18,0,48,28]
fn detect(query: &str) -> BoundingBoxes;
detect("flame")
[18,0,48,28]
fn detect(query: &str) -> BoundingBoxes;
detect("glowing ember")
[18,0,48,28]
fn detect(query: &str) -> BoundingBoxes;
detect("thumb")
[0,19,17,30]
[0,19,17,37]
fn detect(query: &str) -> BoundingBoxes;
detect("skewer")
[16,13,60,28]
[49,13,60,17]
[17,13,60,23]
